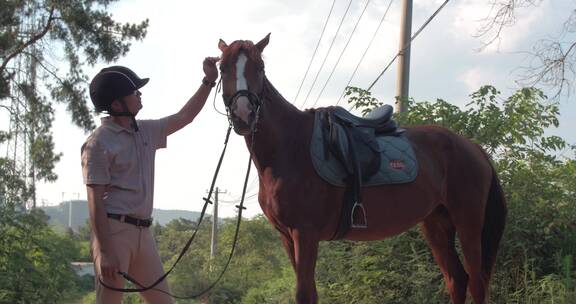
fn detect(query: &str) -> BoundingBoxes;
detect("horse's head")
[218,34,270,135]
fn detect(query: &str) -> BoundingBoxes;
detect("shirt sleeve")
[81,139,111,185]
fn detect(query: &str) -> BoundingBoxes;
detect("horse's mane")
[222,40,311,114]
[221,40,265,70]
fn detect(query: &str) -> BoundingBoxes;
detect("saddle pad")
[310,112,418,187]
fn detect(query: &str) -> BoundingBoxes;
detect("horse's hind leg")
[421,206,468,304]
[454,208,487,304]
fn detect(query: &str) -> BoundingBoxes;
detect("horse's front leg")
[292,229,320,304]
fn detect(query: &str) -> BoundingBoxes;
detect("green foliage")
[316,231,447,304]
[148,215,290,303]
[344,86,384,116]
[0,204,84,304]
[242,266,295,304]
[0,158,33,204]
[78,291,143,304]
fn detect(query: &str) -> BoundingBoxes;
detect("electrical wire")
[293,0,338,104]
[312,0,372,108]
[336,0,394,106]
[366,0,451,91]
[300,0,354,109]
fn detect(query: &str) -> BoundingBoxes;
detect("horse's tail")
[481,166,507,282]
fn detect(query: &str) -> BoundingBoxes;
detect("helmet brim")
[137,78,150,89]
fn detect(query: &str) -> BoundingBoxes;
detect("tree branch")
[22,51,65,85]
[0,104,16,116]
[475,0,542,51]
[0,5,56,74]
[517,40,576,98]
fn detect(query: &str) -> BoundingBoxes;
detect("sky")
[31,0,576,218]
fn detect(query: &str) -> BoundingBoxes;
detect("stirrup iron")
[351,202,368,229]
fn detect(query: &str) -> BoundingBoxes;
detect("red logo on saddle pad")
[389,160,406,170]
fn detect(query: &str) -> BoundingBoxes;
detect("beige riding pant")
[91,218,174,304]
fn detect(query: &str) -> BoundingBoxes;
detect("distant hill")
[41,200,203,231]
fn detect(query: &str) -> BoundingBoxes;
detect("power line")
[293,0,337,104]
[336,0,394,106]
[245,176,258,193]
[366,0,451,92]
[312,0,372,108]
[300,0,354,110]
[218,192,258,204]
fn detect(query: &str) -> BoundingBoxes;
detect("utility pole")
[5,4,40,209]
[209,187,227,263]
[64,192,80,230]
[396,0,413,113]
[68,196,72,229]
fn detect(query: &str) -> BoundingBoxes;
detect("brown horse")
[217,34,507,304]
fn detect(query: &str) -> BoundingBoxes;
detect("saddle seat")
[319,105,403,181]
[329,105,397,133]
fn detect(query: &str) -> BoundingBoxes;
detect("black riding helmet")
[89,66,149,113]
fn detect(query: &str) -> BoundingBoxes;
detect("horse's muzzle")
[225,90,261,135]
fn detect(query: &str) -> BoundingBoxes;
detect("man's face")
[113,90,143,114]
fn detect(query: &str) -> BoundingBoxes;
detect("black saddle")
[320,105,401,179]
[317,105,403,239]
[329,105,396,132]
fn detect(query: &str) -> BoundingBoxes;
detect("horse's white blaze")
[236,54,248,91]
[233,53,251,124]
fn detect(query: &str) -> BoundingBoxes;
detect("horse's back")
[405,125,491,171]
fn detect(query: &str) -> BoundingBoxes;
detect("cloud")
[460,67,492,93]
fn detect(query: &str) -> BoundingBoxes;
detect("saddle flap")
[330,123,353,174]
[311,109,418,187]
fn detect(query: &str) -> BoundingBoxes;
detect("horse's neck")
[246,78,310,169]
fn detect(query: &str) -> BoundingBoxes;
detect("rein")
[99,88,259,299]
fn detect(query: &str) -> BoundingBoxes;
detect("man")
[81,57,219,303]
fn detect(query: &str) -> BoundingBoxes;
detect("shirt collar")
[101,117,136,134]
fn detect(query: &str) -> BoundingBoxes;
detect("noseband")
[224,83,265,134]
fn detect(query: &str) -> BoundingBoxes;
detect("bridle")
[222,62,266,135]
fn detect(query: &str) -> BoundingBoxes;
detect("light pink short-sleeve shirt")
[81,117,168,218]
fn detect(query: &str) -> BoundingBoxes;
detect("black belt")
[107,213,153,227]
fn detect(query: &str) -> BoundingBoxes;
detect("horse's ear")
[256,33,270,52]
[218,39,228,52]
